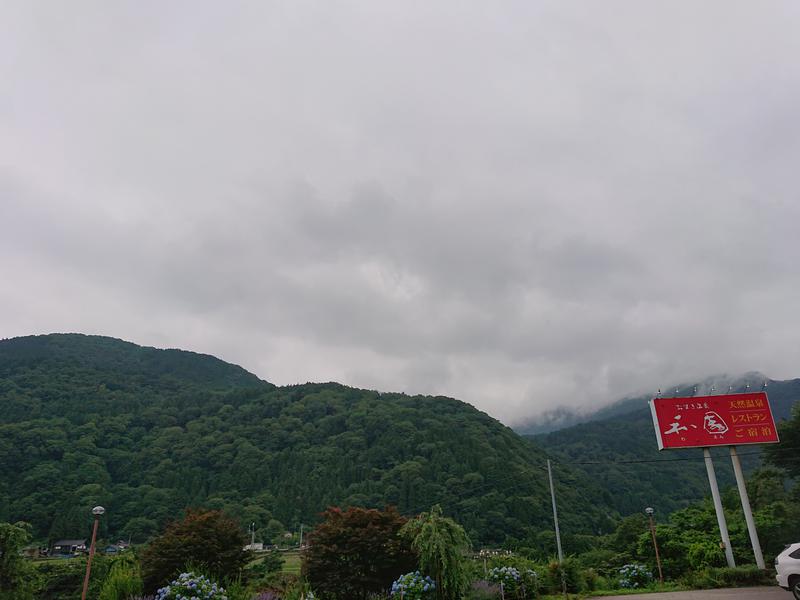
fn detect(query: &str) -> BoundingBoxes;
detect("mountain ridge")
[0,333,614,551]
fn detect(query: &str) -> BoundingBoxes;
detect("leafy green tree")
[610,513,648,562]
[122,516,159,543]
[0,521,38,599]
[303,506,416,600]
[400,505,471,600]
[765,404,800,477]
[140,509,250,592]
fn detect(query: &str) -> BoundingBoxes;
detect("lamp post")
[81,506,105,600]
[645,507,663,583]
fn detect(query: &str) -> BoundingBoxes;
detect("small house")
[52,539,87,555]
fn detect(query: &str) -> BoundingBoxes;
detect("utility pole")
[81,506,105,600]
[299,523,304,548]
[546,460,563,563]
[251,522,255,550]
[645,508,663,583]
[547,459,567,597]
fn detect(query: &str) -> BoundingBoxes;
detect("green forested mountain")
[0,334,613,551]
[534,379,800,516]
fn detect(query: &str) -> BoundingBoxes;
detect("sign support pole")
[703,448,735,567]
[729,446,765,568]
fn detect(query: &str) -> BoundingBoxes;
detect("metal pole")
[703,448,735,567]
[546,459,563,563]
[80,516,100,600]
[646,510,663,583]
[730,446,765,568]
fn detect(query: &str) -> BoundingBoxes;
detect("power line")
[396,445,800,517]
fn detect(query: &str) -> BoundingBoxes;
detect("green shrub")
[483,555,543,598]
[465,580,500,600]
[33,559,85,600]
[582,568,600,591]
[98,556,143,600]
[715,566,771,587]
[617,563,652,589]
[34,555,120,600]
[679,566,772,589]
[592,574,611,591]
[546,558,583,594]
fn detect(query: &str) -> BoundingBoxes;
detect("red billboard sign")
[650,392,779,450]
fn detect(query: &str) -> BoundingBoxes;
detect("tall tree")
[0,521,39,600]
[140,509,250,592]
[303,506,416,600]
[400,505,471,600]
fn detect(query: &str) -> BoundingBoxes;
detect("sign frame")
[649,391,779,451]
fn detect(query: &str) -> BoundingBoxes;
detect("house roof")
[53,539,86,546]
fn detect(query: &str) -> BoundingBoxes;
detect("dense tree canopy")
[303,506,416,600]
[0,334,612,550]
[140,509,250,592]
[2,334,797,559]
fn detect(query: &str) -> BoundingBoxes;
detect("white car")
[776,542,800,599]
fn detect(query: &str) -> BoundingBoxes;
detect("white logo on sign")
[703,411,729,434]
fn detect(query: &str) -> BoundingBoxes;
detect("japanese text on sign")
[649,392,779,450]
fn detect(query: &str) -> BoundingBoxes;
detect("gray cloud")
[2,1,800,424]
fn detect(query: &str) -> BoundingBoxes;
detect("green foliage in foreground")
[0,521,39,599]
[98,555,143,600]
[678,565,773,590]
[303,506,416,600]
[140,509,250,592]
[401,505,471,600]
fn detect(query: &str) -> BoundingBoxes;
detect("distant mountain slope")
[0,332,267,390]
[0,334,613,550]
[515,372,785,435]
[534,378,800,516]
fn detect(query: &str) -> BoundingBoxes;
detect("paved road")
[597,586,786,600]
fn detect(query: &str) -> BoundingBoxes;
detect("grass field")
[281,550,301,575]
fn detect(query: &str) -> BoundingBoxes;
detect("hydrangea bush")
[487,566,538,598]
[390,571,436,599]
[488,565,521,588]
[155,572,228,600]
[618,563,653,589]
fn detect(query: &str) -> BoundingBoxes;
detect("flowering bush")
[487,566,538,598]
[488,566,520,588]
[618,563,653,589]
[391,571,436,599]
[155,572,228,600]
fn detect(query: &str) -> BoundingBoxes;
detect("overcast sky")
[2,2,800,425]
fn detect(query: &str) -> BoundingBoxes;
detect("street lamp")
[81,506,105,600]
[645,507,663,583]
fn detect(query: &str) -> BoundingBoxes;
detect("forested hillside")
[0,334,613,550]
[535,378,800,515]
